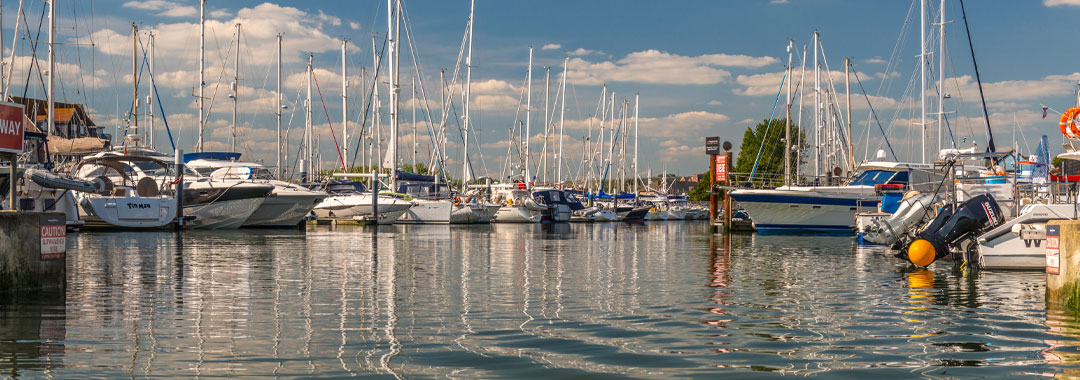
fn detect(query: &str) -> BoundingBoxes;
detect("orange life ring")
[1060,107,1080,138]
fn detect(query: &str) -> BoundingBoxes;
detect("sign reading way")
[0,102,25,154]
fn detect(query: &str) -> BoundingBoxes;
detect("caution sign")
[39,214,65,260]
[715,155,727,183]
[0,102,25,154]
[1047,224,1060,275]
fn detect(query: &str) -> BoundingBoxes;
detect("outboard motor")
[862,193,938,246]
[902,194,1004,267]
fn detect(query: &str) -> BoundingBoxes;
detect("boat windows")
[850,170,901,186]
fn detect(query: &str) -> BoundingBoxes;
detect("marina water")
[2,223,1079,378]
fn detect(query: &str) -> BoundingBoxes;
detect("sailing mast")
[47,0,54,135]
[462,0,475,186]
[342,39,349,170]
[633,93,639,194]
[524,46,532,186]
[784,40,792,187]
[131,24,138,139]
[389,0,401,190]
[556,55,567,187]
[231,23,240,152]
[149,32,155,148]
[305,54,313,181]
[196,0,205,151]
[920,0,927,163]
[937,0,946,153]
[812,31,819,178]
[276,33,282,179]
[543,67,550,184]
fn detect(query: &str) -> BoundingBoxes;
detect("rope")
[748,71,787,182]
[310,68,347,172]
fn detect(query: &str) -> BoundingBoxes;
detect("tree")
[733,119,804,187]
[688,172,711,201]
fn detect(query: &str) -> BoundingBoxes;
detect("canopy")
[184,152,242,163]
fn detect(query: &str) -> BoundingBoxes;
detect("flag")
[1043,106,1049,119]
[1032,135,1050,185]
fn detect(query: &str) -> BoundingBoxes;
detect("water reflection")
[0,223,1078,377]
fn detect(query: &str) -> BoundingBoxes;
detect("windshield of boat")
[849,170,907,186]
[131,160,169,177]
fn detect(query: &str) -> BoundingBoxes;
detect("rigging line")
[852,68,897,160]
[400,5,449,176]
[20,2,47,100]
[310,69,347,171]
[748,71,786,182]
[200,28,237,128]
[959,0,994,153]
[348,33,389,167]
[135,35,177,152]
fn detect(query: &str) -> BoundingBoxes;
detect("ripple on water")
[1,225,1080,378]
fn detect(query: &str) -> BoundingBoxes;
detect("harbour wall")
[0,212,65,291]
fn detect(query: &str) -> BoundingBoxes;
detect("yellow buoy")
[908,239,936,267]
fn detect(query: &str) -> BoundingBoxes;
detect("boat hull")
[398,199,453,224]
[243,192,324,227]
[492,206,541,223]
[78,196,177,230]
[729,190,879,231]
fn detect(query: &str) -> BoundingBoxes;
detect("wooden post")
[723,151,733,232]
[7,153,15,210]
[709,154,717,226]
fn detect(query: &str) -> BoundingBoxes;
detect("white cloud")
[950,74,1079,102]
[349,21,362,30]
[209,9,231,18]
[707,100,723,106]
[1045,0,1080,6]
[541,43,561,51]
[568,48,601,56]
[568,49,776,86]
[561,110,730,138]
[733,69,874,97]
[123,0,196,18]
[864,57,887,65]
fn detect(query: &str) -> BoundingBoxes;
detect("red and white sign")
[0,102,24,154]
[715,155,727,183]
[39,214,65,260]
[1047,224,1060,275]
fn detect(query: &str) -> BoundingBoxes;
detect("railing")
[721,172,853,190]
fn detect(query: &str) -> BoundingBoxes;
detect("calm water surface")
[2,222,1080,378]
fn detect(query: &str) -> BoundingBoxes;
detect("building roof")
[10,96,96,127]
[34,108,77,123]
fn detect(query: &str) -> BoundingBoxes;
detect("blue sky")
[9,0,1080,179]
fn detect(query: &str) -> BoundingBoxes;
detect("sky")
[8,0,1080,181]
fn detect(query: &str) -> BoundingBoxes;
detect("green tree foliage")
[688,173,711,201]
[733,119,804,187]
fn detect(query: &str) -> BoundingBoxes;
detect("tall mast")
[556,55,567,186]
[276,34,282,179]
[784,40,792,187]
[920,0,927,163]
[231,23,240,152]
[131,23,138,138]
[196,0,205,151]
[845,57,852,172]
[47,0,54,136]
[524,46,533,185]
[543,67,550,184]
[813,31,820,178]
[305,54,313,181]
[388,0,400,189]
[937,0,946,153]
[411,76,416,169]
[341,38,348,169]
[633,93,639,194]
[462,0,475,185]
[149,32,155,148]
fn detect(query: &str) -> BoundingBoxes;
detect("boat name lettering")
[127,203,152,209]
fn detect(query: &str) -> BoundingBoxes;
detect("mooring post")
[175,148,184,230]
[7,153,15,209]
[722,150,733,232]
[709,153,717,231]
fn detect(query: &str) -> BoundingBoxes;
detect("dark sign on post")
[705,136,720,155]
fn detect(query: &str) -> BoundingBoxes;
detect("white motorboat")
[66,155,178,229]
[110,149,273,229]
[4,165,82,228]
[977,204,1076,270]
[399,198,452,224]
[392,171,453,224]
[729,162,939,231]
[185,153,326,227]
[490,187,543,223]
[568,193,617,222]
[312,179,412,224]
